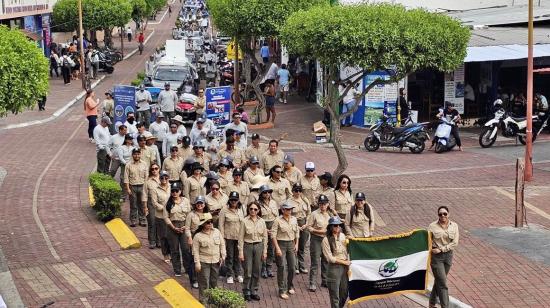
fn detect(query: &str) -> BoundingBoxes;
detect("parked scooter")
[364,115,429,153]
[433,116,457,153]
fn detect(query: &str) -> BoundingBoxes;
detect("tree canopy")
[0,25,49,117]
[53,0,133,32]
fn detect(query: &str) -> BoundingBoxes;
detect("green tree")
[131,0,148,27]
[143,0,166,29]
[280,3,470,178]
[207,0,325,122]
[0,25,49,117]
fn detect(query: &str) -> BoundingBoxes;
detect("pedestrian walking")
[264,81,276,123]
[330,175,353,220]
[136,85,153,128]
[138,32,145,55]
[260,42,270,64]
[217,137,246,168]
[152,172,172,262]
[60,51,74,84]
[185,197,209,281]
[163,123,180,159]
[183,162,206,200]
[261,139,285,174]
[239,201,268,301]
[287,183,311,274]
[115,134,134,199]
[307,194,335,291]
[216,159,233,192]
[108,124,127,181]
[93,117,112,173]
[37,95,47,111]
[428,206,459,308]
[162,145,185,184]
[272,202,299,300]
[192,212,225,304]
[91,49,99,79]
[267,165,291,207]
[85,90,100,143]
[143,164,161,248]
[225,168,250,206]
[300,162,321,209]
[168,5,172,17]
[219,191,244,284]
[258,184,278,279]
[158,83,178,119]
[103,91,115,134]
[344,192,375,238]
[282,154,302,187]
[245,133,268,162]
[49,50,60,77]
[206,179,228,228]
[126,26,133,42]
[149,113,169,159]
[277,64,291,104]
[243,156,263,184]
[124,148,148,227]
[323,216,350,308]
[191,141,210,171]
[194,89,206,116]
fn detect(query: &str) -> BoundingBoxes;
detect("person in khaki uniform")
[244,156,264,183]
[286,183,311,274]
[282,154,302,187]
[216,159,233,192]
[225,168,250,209]
[272,202,300,300]
[185,196,210,244]
[136,135,157,168]
[177,136,193,161]
[219,191,244,284]
[247,174,267,204]
[192,212,226,304]
[217,137,246,168]
[300,162,321,208]
[164,182,195,286]
[258,184,279,278]
[183,163,206,202]
[191,141,210,172]
[194,88,206,115]
[318,172,335,210]
[260,139,285,174]
[206,180,228,227]
[124,148,149,227]
[428,206,459,308]
[329,175,353,220]
[268,165,292,207]
[142,164,161,247]
[151,172,171,263]
[162,145,184,184]
[345,192,375,238]
[245,133,268,161]
[323,216,350,308]
[238,202,268,302]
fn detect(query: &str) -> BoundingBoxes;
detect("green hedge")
[204,288,246,308]
[130,71,146,86]
[89,172,122,222]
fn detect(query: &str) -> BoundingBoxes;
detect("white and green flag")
[348,229,430,304]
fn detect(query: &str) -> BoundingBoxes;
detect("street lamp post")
[525,0,534,181]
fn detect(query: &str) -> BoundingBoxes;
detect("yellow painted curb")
[88,186,95,207]
[105,218,141,249]
[154,279,203,308]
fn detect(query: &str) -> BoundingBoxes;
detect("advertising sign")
[444,64,465,114]
[362,72,399,127]
[114,85,136,126]
[205,86,231,132]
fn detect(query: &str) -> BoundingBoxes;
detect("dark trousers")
[327,263,348,308]
[451,126,462,147]
[225,239,242,277]
[167,221,195,283]
[242,242,263,296]
[146,200,158,246]
[262,221,275,272]
[129,185,145,225]
[50,65,59,77]
[295,218,309,271]
[197,262,219,303]
[430,251,453,308]
[275,240,295,294]
[87,115,97,138]
[309,234,328,286]
[155,141,164,165]
[96,149,111,174]
[155,217,170,256]
[62,66,71,84]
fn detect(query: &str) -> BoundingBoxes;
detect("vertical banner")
[363,72,399,127]
[444,64,465,114]
[206,86,231,134]
[114,85,136,126]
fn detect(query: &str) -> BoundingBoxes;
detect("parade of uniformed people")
[2,0,550,307]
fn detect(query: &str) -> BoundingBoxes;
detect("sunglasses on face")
[205,220,213,224]
[171,190,180,193]
[283,208,292,211]
[341,181,349,184]
[306,170,314,172]
[151,167,159,170]
[160,176,169,180]
[171,149,178,152]
[273,170,282,173]
[211,188,219,191]
[438,212,448,217]
[249,208,259,211]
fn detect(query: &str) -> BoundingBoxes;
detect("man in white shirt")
[135,85,153,128]
[189,116,209,145]
[203,130,220,168]
[108,124,128,178]
[124,112,138,135]
[192,115,215,132]
[222,113,248,148]
[149,113,169,158]
[158,83,178,119]
[93,117,112,174]
[163,123,180,158]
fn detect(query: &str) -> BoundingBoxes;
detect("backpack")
[63,57,71,69]
[50,54,57,66]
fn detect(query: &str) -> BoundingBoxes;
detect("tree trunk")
[104,27,114,48]
[326,64,348,183]
[330,111,348,182]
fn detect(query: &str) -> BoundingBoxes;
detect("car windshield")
[154,67,190,81]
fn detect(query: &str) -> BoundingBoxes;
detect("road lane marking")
[492,186,550,222]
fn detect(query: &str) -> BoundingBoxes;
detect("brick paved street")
[1,3,550,308]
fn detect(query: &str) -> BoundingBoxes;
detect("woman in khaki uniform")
[162,145,184,185]
[272,202,299,299]
[330,174,353,220]
[243,156,263,184]
[300,162,320,209]
[238,202,268,302]
[151,171,171,262]
[192,212,226,304]
[268,165,292,207]
[323,216,350,308]
[318,172,335,210]
[183,163,206,202]
[206,180,228,227]
[219,191,244,284]
[185,195,210,244]
[258,184,279,278]
[216,158,233,192]
[287,183,311,273]
[177,136,193,160]
[428,206,459,308]
[225,168,250,212]
[282,155,303,187]
[164,183,196,287]
[143,163,161,248]
[248,174,267,203]
[345,192,375,238]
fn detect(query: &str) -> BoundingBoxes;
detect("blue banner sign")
[205,86,231,129]
[114,85,136,126]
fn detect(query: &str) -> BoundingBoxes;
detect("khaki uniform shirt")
[206,192,229,213]
[283,167,303,187]
[163,197,192,224]
[261,150,285,173]
[138,146,157,168]
[177,146,193,161]
[272,216,299,241]
[245,143,268,160]
[243,167,264,184]
[322,233,348,263]
[307,209,332,237]
[287,196,310,220]
[124,159,148,185]
[269,178,291,207]
[428,220,459,252]
[248,191,260,204]
[185,211,206,237]
[225,181,250,205]
[192,153,210,172]
[259,199,279,223]
[162,156,184,181]
[238,217,268,255]
[216,171,232,192]
[331,190,353,215]
[217,147,246,167]
[183,175,206,202]
[219,207,244,240]
[318,186,335,208]
[192,228,226,264]
[300,175,320,205]
[345,204,375,238]
[151,184,170,219]
[142,177,160,203]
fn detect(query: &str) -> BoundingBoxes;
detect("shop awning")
[465,44,550,62]
[20,29,42,41]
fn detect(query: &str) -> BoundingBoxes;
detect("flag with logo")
[348,229,430,304]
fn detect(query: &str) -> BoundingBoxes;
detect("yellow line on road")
[492,186,550,221]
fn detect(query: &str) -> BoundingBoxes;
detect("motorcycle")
[175,93,198,125]
[478,101,546,147]
[364,115,429,153]
[433,117,457,153]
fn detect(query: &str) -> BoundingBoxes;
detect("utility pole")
[120,26,124,58]
[78,0,86,90]
[233,36,240,108]
[525,0,534,181]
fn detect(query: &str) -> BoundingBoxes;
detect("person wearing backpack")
[49,50,60,77]
[60,51,75,84]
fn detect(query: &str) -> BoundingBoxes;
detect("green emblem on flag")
[379,259,398,277]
